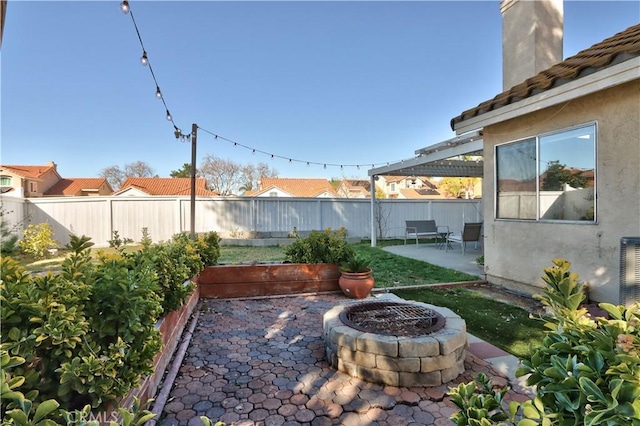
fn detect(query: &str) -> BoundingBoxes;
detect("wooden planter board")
[197,263,341,298]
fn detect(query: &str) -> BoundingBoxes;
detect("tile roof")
[451,23,640,129]
[44,178,112,196]
[255,178,338,197]
[1,164,57,179]
[343,179,371,191]
[117,177,219,196]
[399,188,445,199]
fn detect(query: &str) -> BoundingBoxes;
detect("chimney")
[500,0,563,90]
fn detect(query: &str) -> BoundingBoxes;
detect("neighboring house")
[246,178,338,198]
[0,162,62,197]
[336,179,375,199]
[396,188,444,200]
[450,0,640,304]
[114,177,219,196]
[378,175,437,199]
[44,178,113,196]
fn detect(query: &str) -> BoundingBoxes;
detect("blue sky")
[2,1,639,181]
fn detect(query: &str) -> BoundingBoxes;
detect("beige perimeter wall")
[482,81,640,304]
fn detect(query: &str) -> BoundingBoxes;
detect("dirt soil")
[466,282,545,314]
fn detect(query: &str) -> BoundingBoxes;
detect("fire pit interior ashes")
[323,294,467,387]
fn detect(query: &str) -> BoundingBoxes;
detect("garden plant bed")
[197,263,341,298]
[102,287,200,419]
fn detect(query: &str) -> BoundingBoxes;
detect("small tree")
[18,223,57,259]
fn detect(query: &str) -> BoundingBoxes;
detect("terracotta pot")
[338,269,375,299]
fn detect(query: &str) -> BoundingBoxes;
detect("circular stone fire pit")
[323,294,467,387]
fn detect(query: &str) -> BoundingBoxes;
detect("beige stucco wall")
[482,80,640,303]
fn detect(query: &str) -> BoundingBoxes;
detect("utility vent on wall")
[620,237,640,307]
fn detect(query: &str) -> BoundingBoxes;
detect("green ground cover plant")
[448,259,640,425]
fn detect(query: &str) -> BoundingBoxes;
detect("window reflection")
[495,123,596,222]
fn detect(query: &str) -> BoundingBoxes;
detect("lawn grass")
[393,286,546,358]
[218,245,287,264]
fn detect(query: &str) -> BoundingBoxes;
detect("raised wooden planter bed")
[197,263,341,298]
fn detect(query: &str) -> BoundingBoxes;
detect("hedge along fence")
[0,232,220,422]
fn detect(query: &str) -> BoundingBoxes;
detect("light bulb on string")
[252,149,256,155]
[323,164,327,169]
[141,51,148,66]
[271,154,274,160]
[289,159,292,163]
[306,162,310,167]
[356,165,360,170]
[166,110,172,121]
[155,86,162,99]
[120,1,130,14]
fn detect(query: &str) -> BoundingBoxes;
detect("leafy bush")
[284,228,355,264]
[18,223,57,259]
[1,232,220,415]
[1,236,162,411]
[1,349,156,426]
[447,258,640,425]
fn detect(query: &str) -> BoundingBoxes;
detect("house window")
[0,176,11,186]
[390,183,396,192]
[29,182,37,193]
[496,123,596,222]
[269,191,278,197]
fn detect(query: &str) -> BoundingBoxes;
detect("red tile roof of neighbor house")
[253,178,338,197]
[44,178,113,196]
[399,188,445,199]
[117,177,219,196]
[451,23,640,129]
[0,164,57,179]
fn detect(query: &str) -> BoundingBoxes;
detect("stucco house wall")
[483,80,640,303]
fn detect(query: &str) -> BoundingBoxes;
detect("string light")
[195,126,416,173]
[122,1,186,137]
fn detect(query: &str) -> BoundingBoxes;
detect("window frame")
[0,175,12,186]
[494,122,597,223]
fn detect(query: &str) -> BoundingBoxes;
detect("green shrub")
[1,232,220,415]
[195,231,221,267]
[18,223,57,259]
[1,237,162,411]
[284,228,355,264]
[447,258,640,425]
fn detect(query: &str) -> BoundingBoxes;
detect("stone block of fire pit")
[323,294,467,387]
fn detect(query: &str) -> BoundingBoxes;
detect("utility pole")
[190,123,197,239]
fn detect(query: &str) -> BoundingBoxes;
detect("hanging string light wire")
[121,1,186,137]
[197,126,413,171]
[121,1,429,171]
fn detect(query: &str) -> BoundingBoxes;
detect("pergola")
[367,130,484,246]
